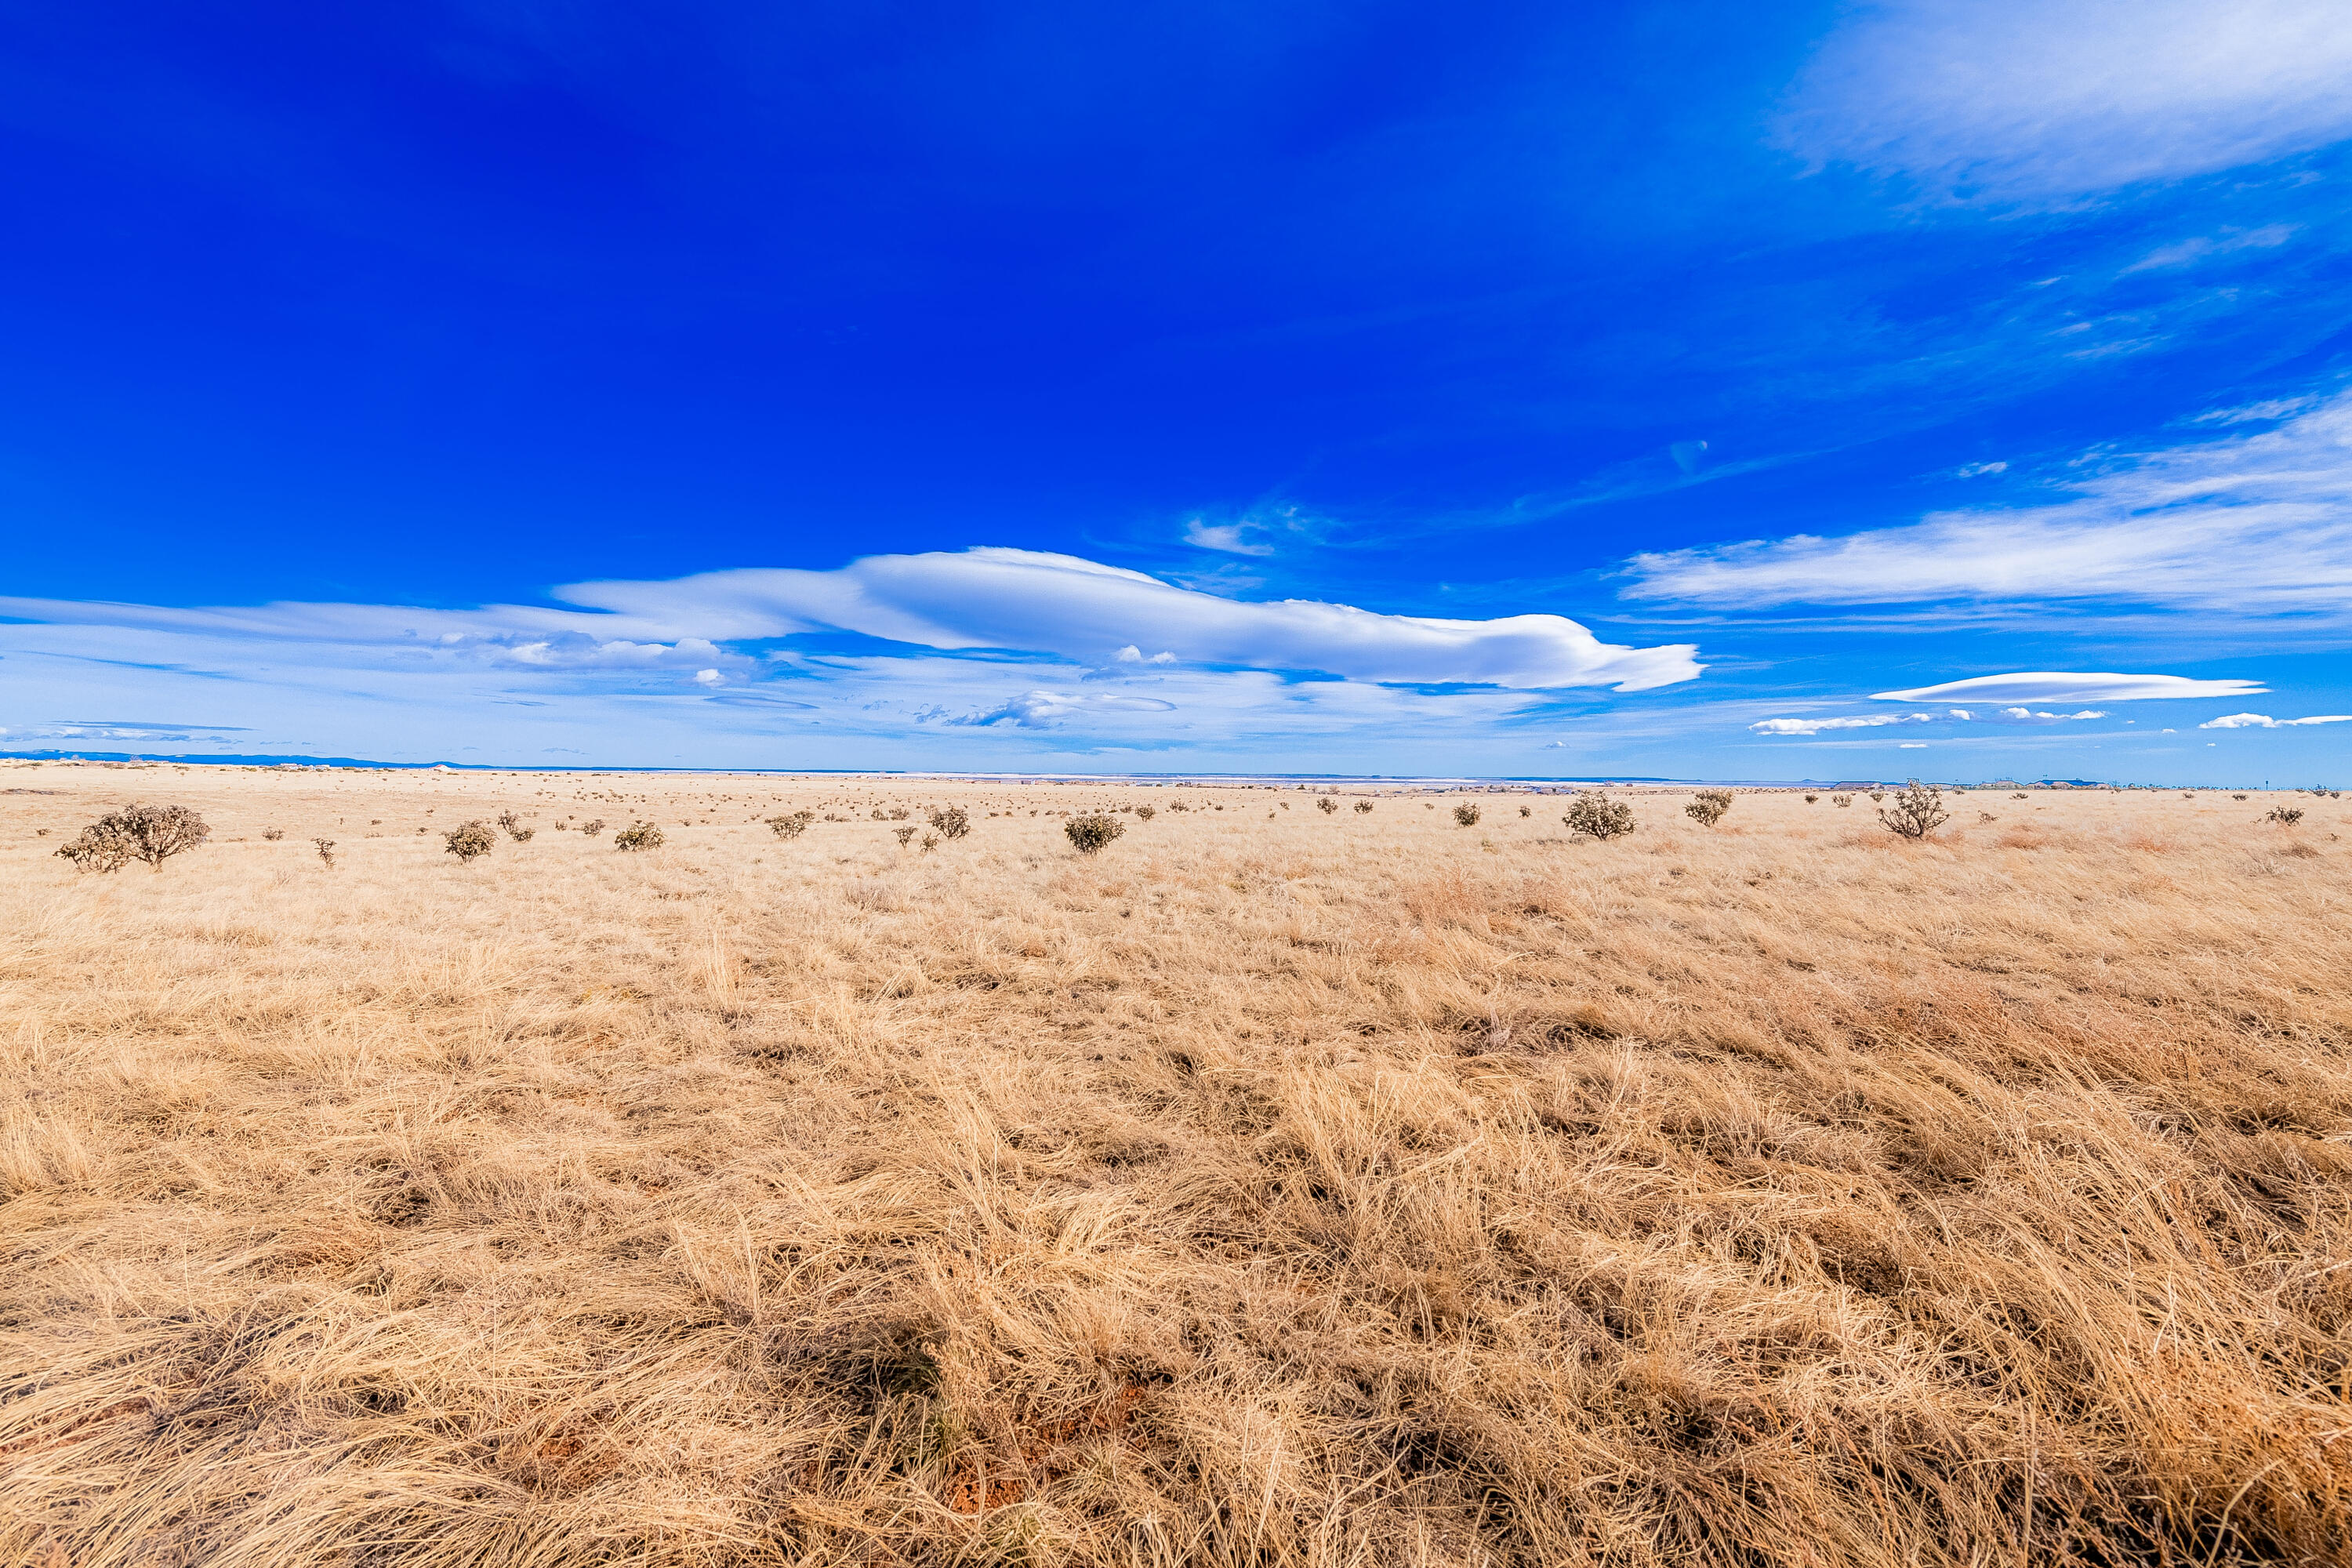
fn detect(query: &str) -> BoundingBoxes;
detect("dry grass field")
[5,764,2350,1567]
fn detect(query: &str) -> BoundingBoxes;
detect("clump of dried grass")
[2,774,2349,1568]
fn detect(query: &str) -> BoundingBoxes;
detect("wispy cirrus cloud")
[1871,673,2267,704]
[1777,0,2352,200]
[1750,713,1937,736]
[1622,390,2352,614]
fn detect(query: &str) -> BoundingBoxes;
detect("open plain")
[4,765,2350,1567]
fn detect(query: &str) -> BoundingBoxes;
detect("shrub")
[895,826,917,848]
[1832,793,1852,808]
[2267,807,2305,826]
[1868,791,1886,803]
[920,833,939,851]
[2012,793,2028,800]
[928,805,971,840]
[56,803,210,873]
[1136,804,1156,821]
[2234,793,2248,800]
[1877,782,1950,840]
[1354,799,1373,814]
[1564,794,1635,840]
[263,828,285,841]
[580,819,605,837]
[313,837,336,866]
[1518,804,1530,817]
[1685,789,1733,828]
[1317,797,1338,815]
[495,811,528,840]
[613,821,665,851]
[1454,804,1480,826]
[443,821,497,862]
[55,829,132,874]
[510,828,535,842]
[1065,813,1124,855]
[1804,793,1820,804]
[888,807,910,821]
[767,811,815,839]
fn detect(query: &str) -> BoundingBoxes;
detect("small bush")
[920,833,939,851]
[580,819,605,837]
[1065,813,1125,855]
[1453,804,1480,826]
[895,826,917,847]
[1564,794,1635,840]
[443,821,497,862]
[1685,789,1733,828]
[1135,804,1156,821]
[1317,797,1338,815]
[1878,782,1950,840]
[1354,799,1373,814]
[928,805,971,840]
[2267,807,2305,826]
[313,837,336,866]
[263,828,285,841]
[1518,804,1530,817]
[495,811,528,840]
[613,821,665,851]
[2234,793,2248,800]
[1832,793,1852,808]
[1868,791,1886,804]
[56,803,210,873]
[511,828,535,842]
[1805,793,1820,804]
[767,811,815,840]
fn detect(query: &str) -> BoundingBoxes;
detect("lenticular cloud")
[1870,672,2265,704]
[0,547,1701,692]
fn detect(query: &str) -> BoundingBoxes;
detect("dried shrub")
[1453,804,1480,826]
[1685,789,1733,828]
[767,811,815,840]
[920,833,939,851]
[1832,793,1853,808]
[927,805,971,840]
[613,821,665,852]
[1353,799,1373,814]
[1317,797,1338,815]
[263,829,284,841]
[442,821,497,863]
[2234,793,2248,800]
[894,826,917,848]
[1135,804,1156,821]
[1564,793,1635,840]
[495,811,528,840]
[56,804,210,873]
[312,837,336,866]
[2267,807,2305,826]
[1065,813,1124,855]
[1518,804,1530,817]
[1805,793,1820,804]
[2013,793,2029,800]
[579,819,605,837]
[1878,782,1950,840]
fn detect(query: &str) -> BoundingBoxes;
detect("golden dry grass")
[4,766,2350,1567]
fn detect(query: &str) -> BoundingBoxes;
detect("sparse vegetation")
[1135,804,1156,822]
[312,837,336,866]
[766,811,815,839]
[1877,781,1951,840]
[7,772,2349,1568]
[2267,807,2305,826]
[927,805,971,840]
[1064,812,1123,854]
[1832,793,1852,808]
[612,820,664,851]
[1452,803,1480,826]
[894,826,917,848]
[495,810,531,840]
[1684,789,1733,828]
[1564,793,1636,839]
[442,820,497,862]
[1316,797,1338,815]
[1353,799,1373,813]
[579,818,605,837]
[1805,793,1820,804]
[263,828,284,841]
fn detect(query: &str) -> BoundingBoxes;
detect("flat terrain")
[4,765,2350,1567]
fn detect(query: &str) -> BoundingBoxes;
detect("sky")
[2,0,2350,782]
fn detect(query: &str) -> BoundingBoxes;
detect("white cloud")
[1777,0,2352,199]
[946,690,1180,729]
[1899,742,1927,748]
[2125,224,2296,272]
[1872,673,2266,704]
[1181,520,1274,556]
[1750,712,1937,736]
[2,546,1698,692]
[1953,461,2007,478]
[1997,707,2107,722]
[692,668,723,685]
[2198,711,2352,728]
[1621,388,2352,612]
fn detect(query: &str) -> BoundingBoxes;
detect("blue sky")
[3,1,2350,780]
